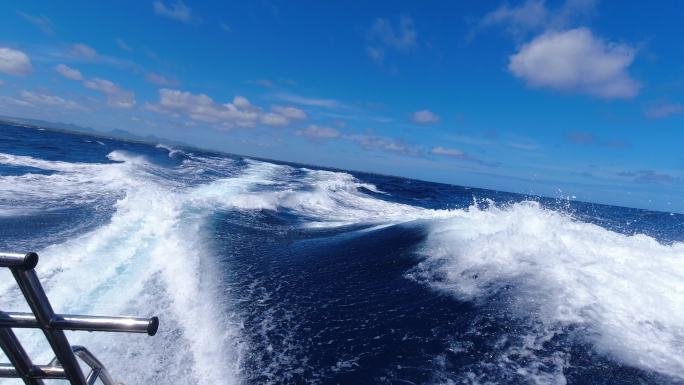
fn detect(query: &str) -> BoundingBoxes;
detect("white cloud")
[146,72,179,86]
[431,146,466,158]
[366,16,417,64]
[274,93,340,108]
[295,125,340,139]
[411,109,440,124]
[0,47,32,76]
[272,105,307,120]
[55,64,83,80]
[480,0,548,36]
[148,89,299,129]
[70,43,98,59]
[477,0,597,38]
[232,95,254,110]
[349,135,418,156]
[645,103,684,119]
[115,38,133,52]
[508,28,639,99]
[20,91,85,110]
[260,113,289,127]
[153,1,197,23]
[83,78,135,108]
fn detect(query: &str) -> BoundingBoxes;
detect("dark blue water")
[1,122,683,385]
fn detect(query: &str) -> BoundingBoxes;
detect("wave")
[2,151,683,384]
[156,143,185,158]
[411,201,684,382]
[0,151,245,385]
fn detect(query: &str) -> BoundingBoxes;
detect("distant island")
[0,115,191,149]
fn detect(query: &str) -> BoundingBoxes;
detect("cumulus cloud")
[147,89,300,129]
[431,146,466,158]
[272,105,307,120]
[411,109,440,124]
[295,125,340,139]
[508,28,639,99]
[55,64,83,80]
[366,16,417,64]
[645,102,684,119]
[0,47,32,76]
[146,72,180,86]
[83,78,135,108]
[20,91,85,110]
[153,1,198,23]
[260,113,289,127]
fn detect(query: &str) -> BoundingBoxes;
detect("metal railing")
[0,252,158,385]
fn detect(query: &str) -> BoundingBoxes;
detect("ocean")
[0,122,683,385]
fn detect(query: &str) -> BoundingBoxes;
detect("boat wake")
[0,146,682,384]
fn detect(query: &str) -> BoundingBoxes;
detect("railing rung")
[0,312,159,336]
[0,363,67,379]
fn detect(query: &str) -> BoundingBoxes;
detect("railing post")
[0,328,44,385]
[9,253,88,385]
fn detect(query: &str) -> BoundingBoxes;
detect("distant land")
[0,115,191,148]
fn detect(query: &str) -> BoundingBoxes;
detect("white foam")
[3,151,683,383]
[156,143,185,158]
[413,201,684,381]
[0,151,245,385]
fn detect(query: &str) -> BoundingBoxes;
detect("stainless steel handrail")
[0,252,157,385]
[0,312,158,335]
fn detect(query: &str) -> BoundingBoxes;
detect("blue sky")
[1,0,683,212]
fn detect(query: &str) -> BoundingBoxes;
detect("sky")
[0,0,683,213]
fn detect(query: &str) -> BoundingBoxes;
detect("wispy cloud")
[53,61,135,109]
[431,145,500,167]
[272,105,307,120]
[617,170,677,184]
[431,146,466,158]
[509,28,639,99]
[411,109,440,124]
[153,1,199,24]
[83,78,135,109]
[274,93,341,108]
[70,43,98,59]
[146,72,180,86]
[645,102,684,119]
[366,15,417,64]
[17,11,54,35]
[295,125,341,140]
[115,38,133,52]
[19,90,86,110]
[54,64,83,80]
[474,0,597,39]
[0,47,31,76]
[567,131,596,145]
[566,131,630,148]
[348,134,419,156]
